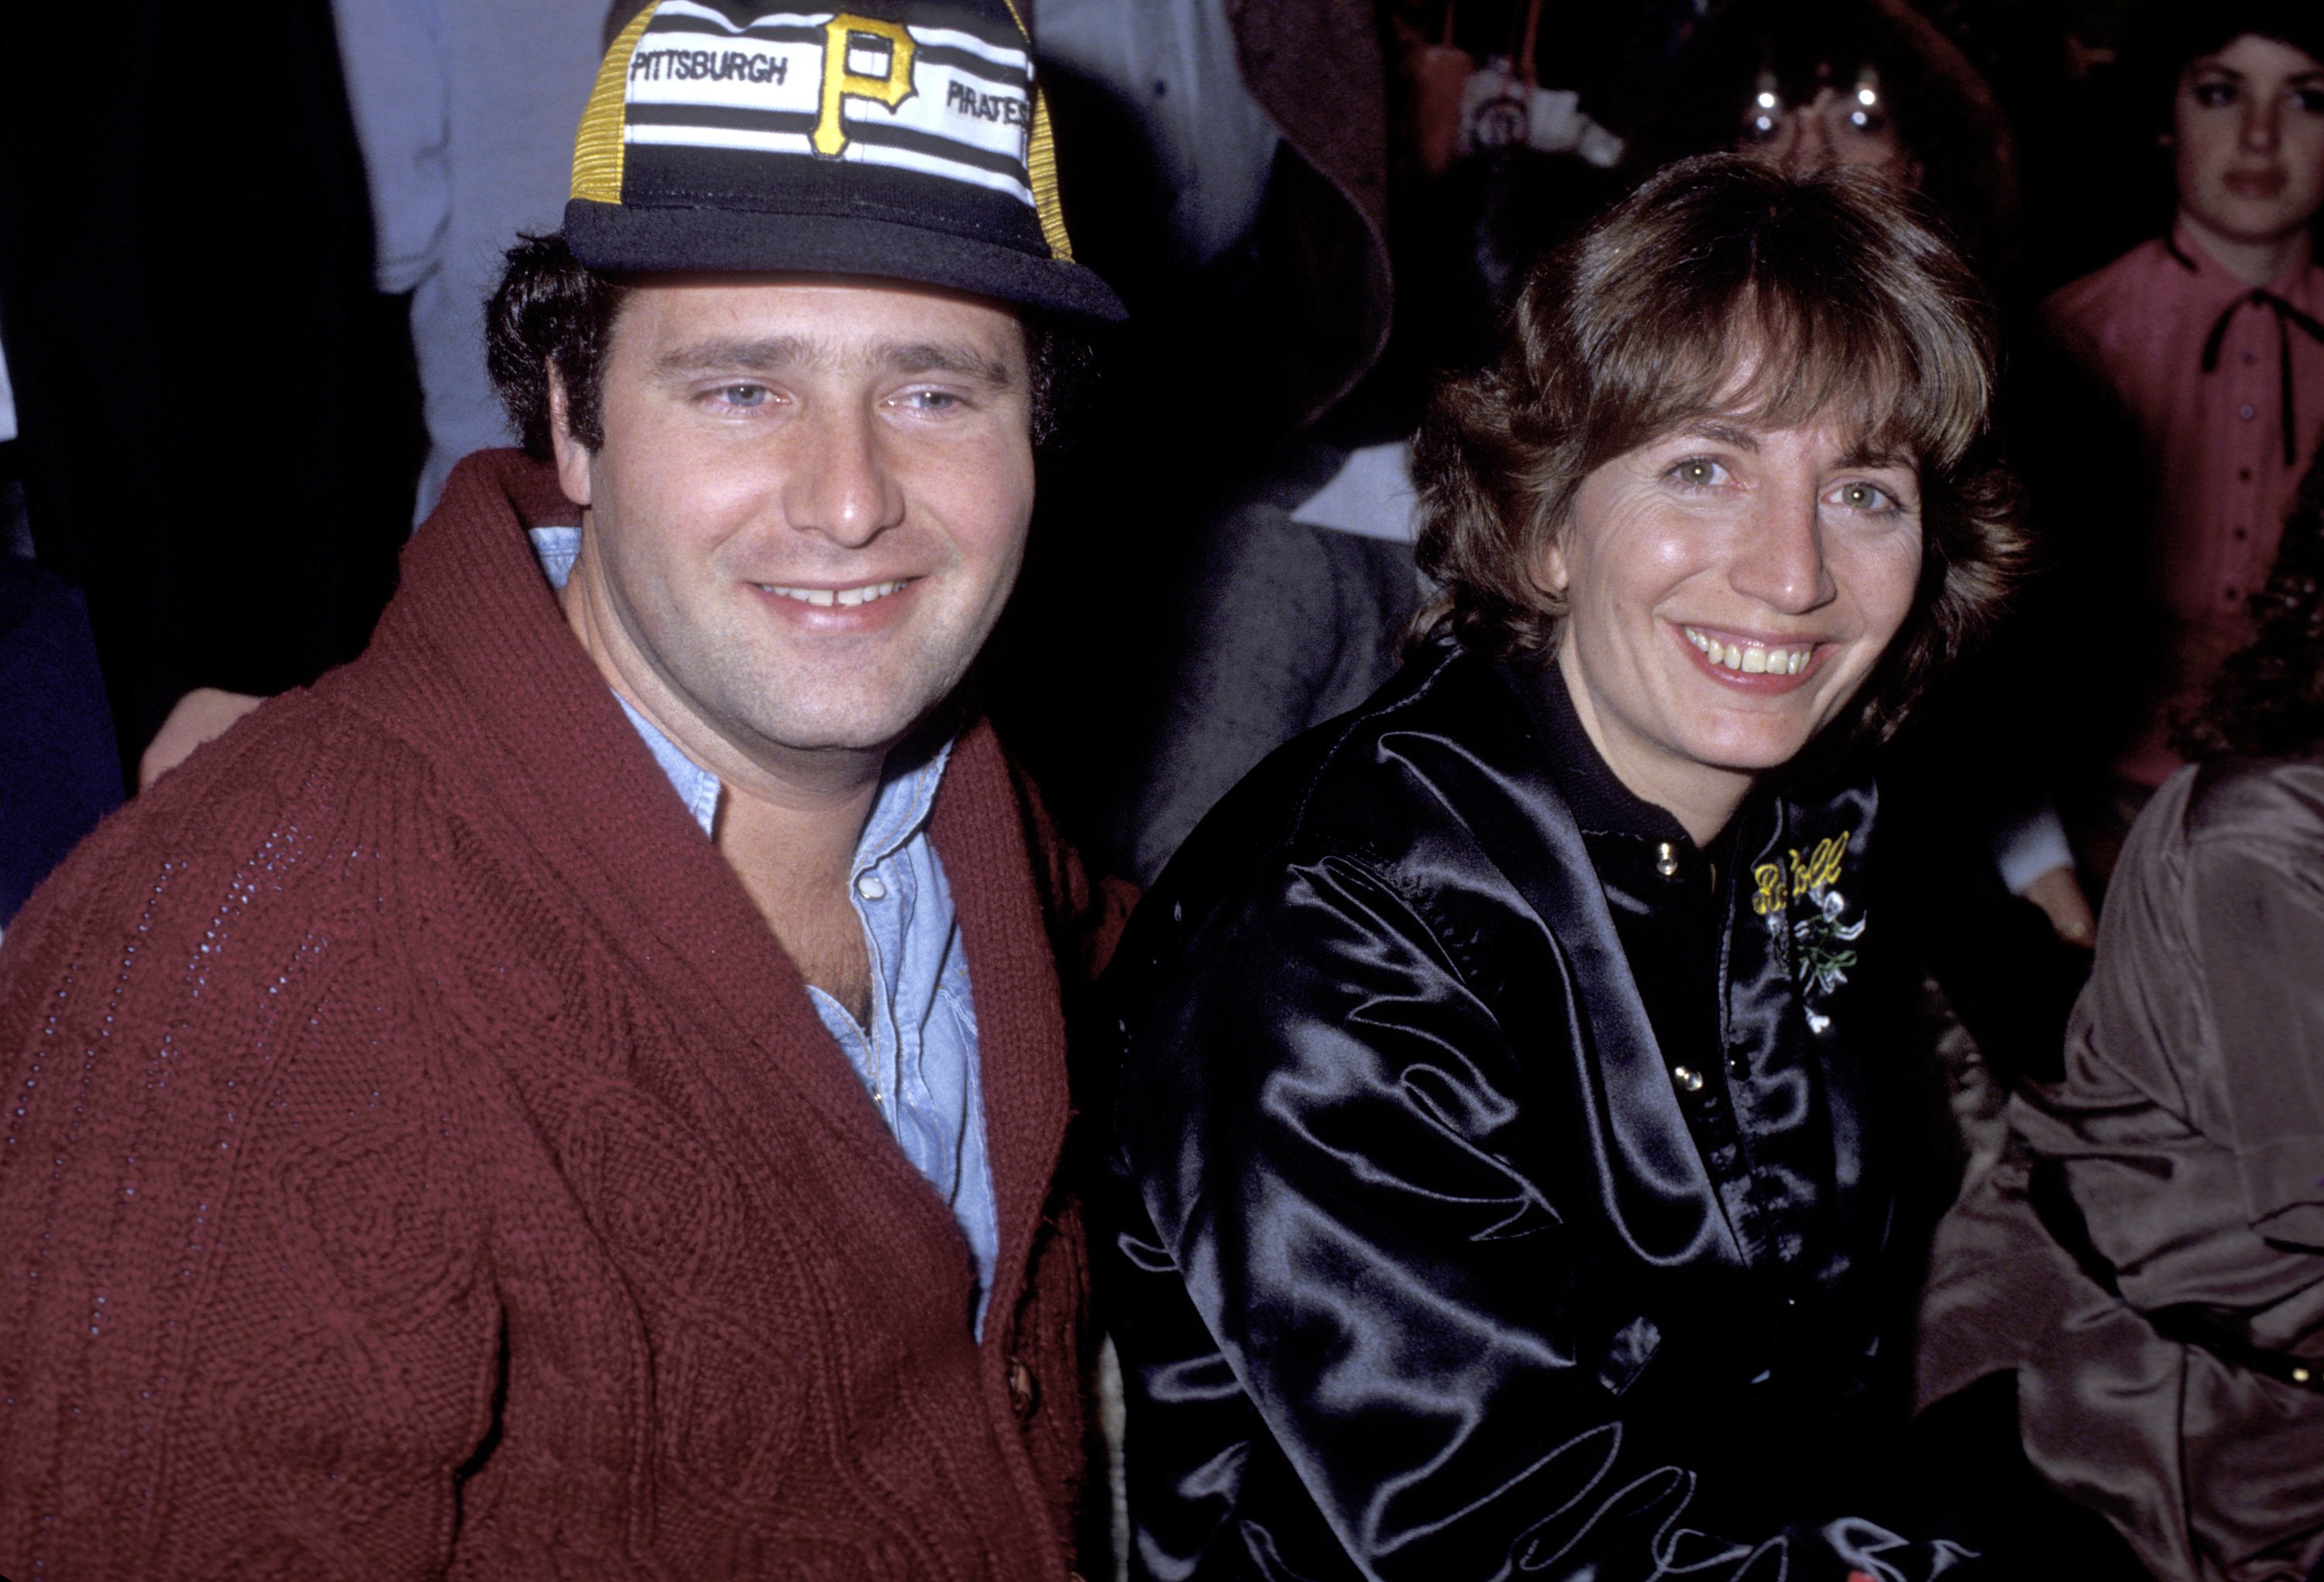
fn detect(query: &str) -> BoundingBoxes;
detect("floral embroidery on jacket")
[1749,829,1864,1033]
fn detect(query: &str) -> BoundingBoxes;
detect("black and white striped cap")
[565,0,1124,324]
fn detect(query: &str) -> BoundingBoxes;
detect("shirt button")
[1655,841,1680,878]
[2243,349,2259,365]
[2224,586,2240,602]
[855,873,886,900]
[1672,1064,1706,1092]
[2240,466,2255,481]
[2233,527,2248,540]
[2240,403,2257,420]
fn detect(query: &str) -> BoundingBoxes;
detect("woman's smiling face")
[1539,415,1925,834]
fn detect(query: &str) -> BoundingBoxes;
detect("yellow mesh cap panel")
[991,0,1074,261]
[572,4,659,203]
[1025,88,1074,262]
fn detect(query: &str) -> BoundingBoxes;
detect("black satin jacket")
[1104,640,1960,1582]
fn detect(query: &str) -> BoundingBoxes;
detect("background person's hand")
[2022,863,2097,948]
[139,688,266,791]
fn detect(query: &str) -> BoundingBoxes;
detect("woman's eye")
[1833,480,1894,511]
[2294,86,2324,115]
[1670,457,1726,487]
[2191,79,2238,110]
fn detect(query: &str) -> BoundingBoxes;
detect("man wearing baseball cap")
[0,2,1124,1575]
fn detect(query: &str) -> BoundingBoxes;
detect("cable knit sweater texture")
[0,450,1107,1580]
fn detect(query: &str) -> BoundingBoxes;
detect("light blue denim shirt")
[531,528,999,1330]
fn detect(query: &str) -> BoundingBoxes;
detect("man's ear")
[547,363,594,509]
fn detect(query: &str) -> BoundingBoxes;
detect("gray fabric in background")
[1125,442,1419,885]
[1917,758,2324,1582]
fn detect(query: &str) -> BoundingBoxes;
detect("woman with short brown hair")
[1415,150,2020,737]
[1104,153,2027,1580]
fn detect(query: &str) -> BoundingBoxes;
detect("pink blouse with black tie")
[2042,225,2324,786]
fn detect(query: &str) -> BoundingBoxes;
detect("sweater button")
[1654,842,1680,878]
[1008,1357,1038,1415]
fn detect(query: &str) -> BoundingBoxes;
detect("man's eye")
[897,389,964,412]
[717,383,769,408]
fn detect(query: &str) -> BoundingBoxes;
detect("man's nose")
[1731,490,1837,614]
[782,402,905,547]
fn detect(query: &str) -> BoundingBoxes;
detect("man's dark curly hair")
[2177,440,2324,759]
[484,232,1091,457]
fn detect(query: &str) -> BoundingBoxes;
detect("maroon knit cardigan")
[0,451,1112,1580]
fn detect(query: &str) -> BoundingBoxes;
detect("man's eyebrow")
[653,335,1016,386]
[655,335,812,376]
[879,341,1018,386]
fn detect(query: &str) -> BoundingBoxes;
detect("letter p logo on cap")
[814,14,916,156]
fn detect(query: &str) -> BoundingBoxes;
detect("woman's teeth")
[1685,627,1811,676]
[761,579,907,608]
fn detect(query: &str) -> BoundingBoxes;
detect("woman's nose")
[2241,94,2283,153]
[1731,496,1837,614]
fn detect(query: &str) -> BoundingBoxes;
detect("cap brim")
[566,198,1126,325]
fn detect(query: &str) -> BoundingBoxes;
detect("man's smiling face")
[552,276,1036,776]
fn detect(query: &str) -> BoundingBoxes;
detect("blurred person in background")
[1633,0,2022,281]
[2019,0,2324,895]
[1918,438,2324,1582]
[135,0,614,788]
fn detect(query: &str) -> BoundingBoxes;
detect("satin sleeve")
[1113,845,1767,1580]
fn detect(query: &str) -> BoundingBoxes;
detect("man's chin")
[731,687,960,762]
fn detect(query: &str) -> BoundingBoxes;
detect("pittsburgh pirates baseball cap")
[565,0,1125,325]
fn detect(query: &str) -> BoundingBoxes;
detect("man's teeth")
[761,579,908,608]
[1684,627,1811,676]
